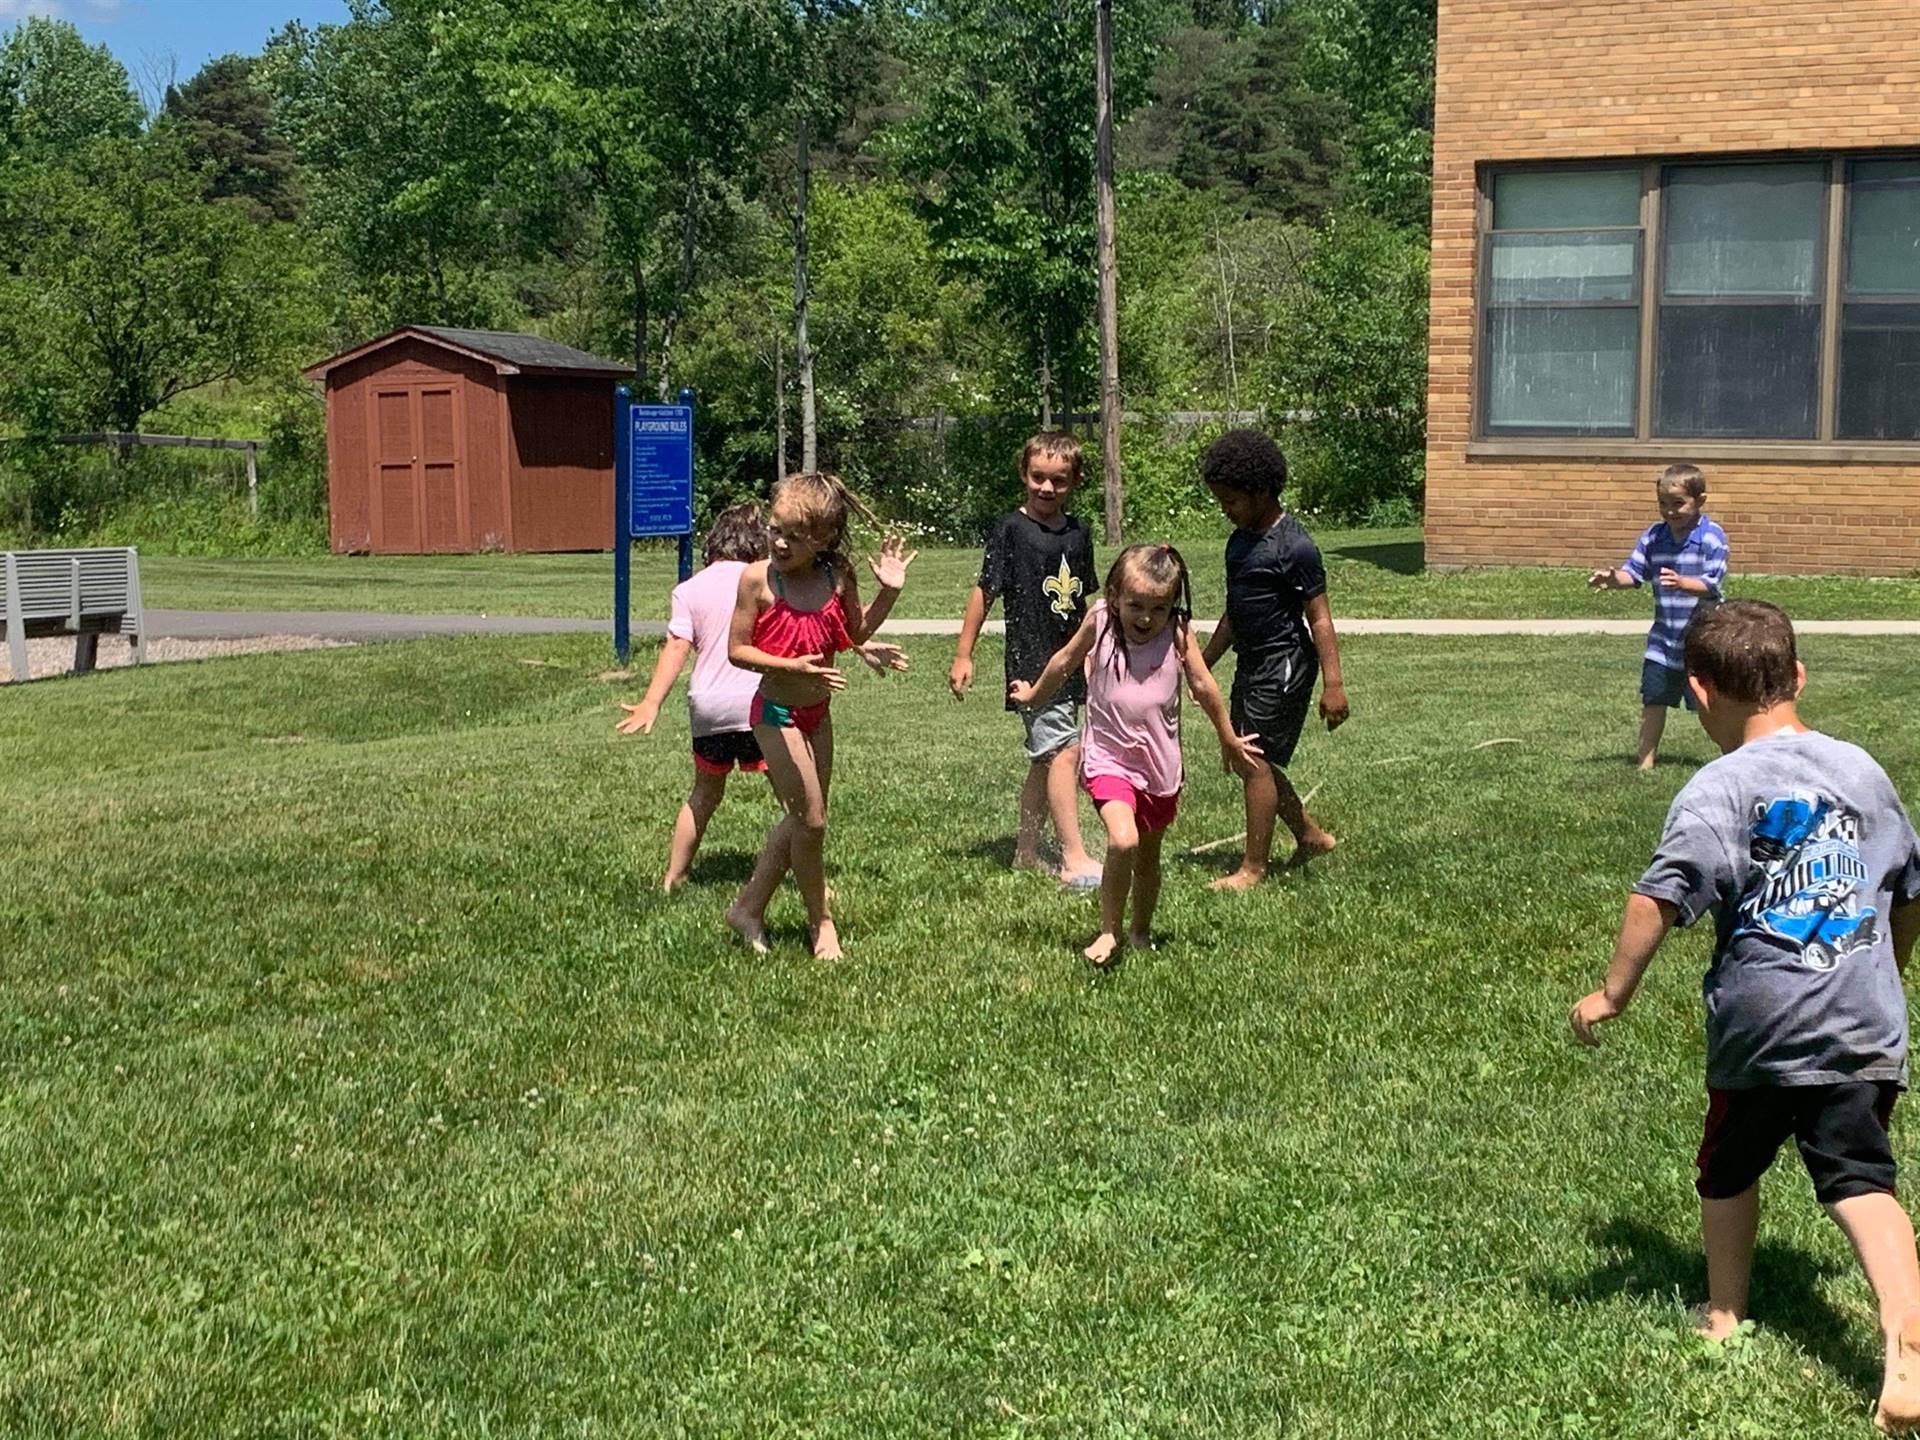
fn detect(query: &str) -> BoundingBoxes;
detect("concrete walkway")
[145,609,1920,641]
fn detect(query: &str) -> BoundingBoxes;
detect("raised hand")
[868,533,919,591]
[1588,567,1619,590]
[617,700,659,735]
[858,641,910,675]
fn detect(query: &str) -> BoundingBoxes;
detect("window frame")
[1468,151,1920,460]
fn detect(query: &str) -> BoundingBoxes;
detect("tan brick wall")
[1428,0,1920,575]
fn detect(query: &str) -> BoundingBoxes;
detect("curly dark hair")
[1199,428,1288,499]
[703,503,769,565]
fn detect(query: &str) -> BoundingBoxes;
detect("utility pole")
[1094,0,1123,545]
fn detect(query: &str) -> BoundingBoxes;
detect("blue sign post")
[613,386,696,663]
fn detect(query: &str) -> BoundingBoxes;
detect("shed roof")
[302,325,632,382]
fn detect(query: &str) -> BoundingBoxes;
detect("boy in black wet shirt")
[1199,430,1349,890]
[950,433,1103,886]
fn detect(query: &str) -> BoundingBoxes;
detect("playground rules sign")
[628,404,693,538]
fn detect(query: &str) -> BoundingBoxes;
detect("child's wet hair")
[703,502,769,565]
[1021,431,1084,485]
[1684,599,1798,706]
[1102,543,1194,673]
[770,471,856,568]
[1658,463,1707,501]
[1200,428,1287,499]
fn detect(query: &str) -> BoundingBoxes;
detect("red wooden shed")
[303,326,632,554]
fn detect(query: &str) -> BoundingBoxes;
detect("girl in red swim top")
[726,472,917,959]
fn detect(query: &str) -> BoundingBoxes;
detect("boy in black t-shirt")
[1199,430,1349,890]
[950,433,1103,886]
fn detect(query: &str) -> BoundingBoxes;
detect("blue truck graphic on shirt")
[1736,794,1877,971]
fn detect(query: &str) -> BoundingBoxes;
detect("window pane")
[1847,159,1920,297]
[1663,163,1826,298]
[1839,303,1920,439]
[1489,233,1638,303]
[1493,170,1641,230]
[1485,306,1638,433]
[1656,304,1820,437]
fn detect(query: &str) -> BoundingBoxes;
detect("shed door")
[373,387,420,552]
[418,385,463,552]
[368,383,467,553]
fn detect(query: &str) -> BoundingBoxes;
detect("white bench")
[2,547,145,682]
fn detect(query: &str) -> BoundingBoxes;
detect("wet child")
[724,472,916,959]
[1011,544,1263,967]
[1589,463,1729,770]
[618,504,771,892]
[1199,429,1349,889]
[1571,600,1920,1433]
[950,432,1103,886]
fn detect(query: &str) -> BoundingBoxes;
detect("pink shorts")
[1084,773,1180,834]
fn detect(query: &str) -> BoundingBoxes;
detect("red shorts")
[692,730,767,775]
[750,693,830,736]
[1084,773,1180,834]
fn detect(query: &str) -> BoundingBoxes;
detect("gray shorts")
[1020,699,1081,761]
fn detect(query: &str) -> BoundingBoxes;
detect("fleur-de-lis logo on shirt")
[1042,554,1083,618]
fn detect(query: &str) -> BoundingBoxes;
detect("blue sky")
[2,0,352,91]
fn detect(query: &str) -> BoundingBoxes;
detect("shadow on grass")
[1543,1216,1878,1398]
[685,850,761,887]
[1330,538,1424,575]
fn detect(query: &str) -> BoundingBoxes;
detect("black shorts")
[1231,683,1312,771]
[692,729,767,775]
[1696,1081,1899,1204]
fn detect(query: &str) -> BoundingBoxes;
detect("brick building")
[1427,1,1920,574]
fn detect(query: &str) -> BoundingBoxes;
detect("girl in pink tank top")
[725,472,917,959]
[1011,544,1263,968]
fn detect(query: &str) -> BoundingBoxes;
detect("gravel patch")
[7,633,353,683]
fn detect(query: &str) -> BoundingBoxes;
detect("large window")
[1477,154,1920,447]
[1483,170,1642,435]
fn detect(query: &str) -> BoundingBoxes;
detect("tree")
[435,0,792,395]
[0,17,144,166]
[1301,0,1435,229]
[1123,18,1346,222]
[1266,209,1427,519]
[0,135,286,435]
[162,54,303,223]
[260,5,532,330]
[775,0,890,469]
[893,0,1160,426]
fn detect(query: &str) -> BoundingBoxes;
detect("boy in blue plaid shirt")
[1590,464,1729,770]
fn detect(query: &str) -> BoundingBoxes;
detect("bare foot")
[1126,931,1153,951]
[1876,1310,1920,1433]
[724,906,770,955]
[1208,867,1265,893]
[1636,756,1657,773]
[1285,832,1337,869]
[1690,1304,1743,1342]
[663,873,688,894]
[1012,853,1053,876]
[811,919,843,961]
[1083,933,1120,968]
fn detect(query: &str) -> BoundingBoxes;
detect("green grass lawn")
[5,633,1920,1434]
[140,526,1920,622]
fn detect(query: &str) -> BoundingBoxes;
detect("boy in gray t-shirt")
[1570,601,1920,1433]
